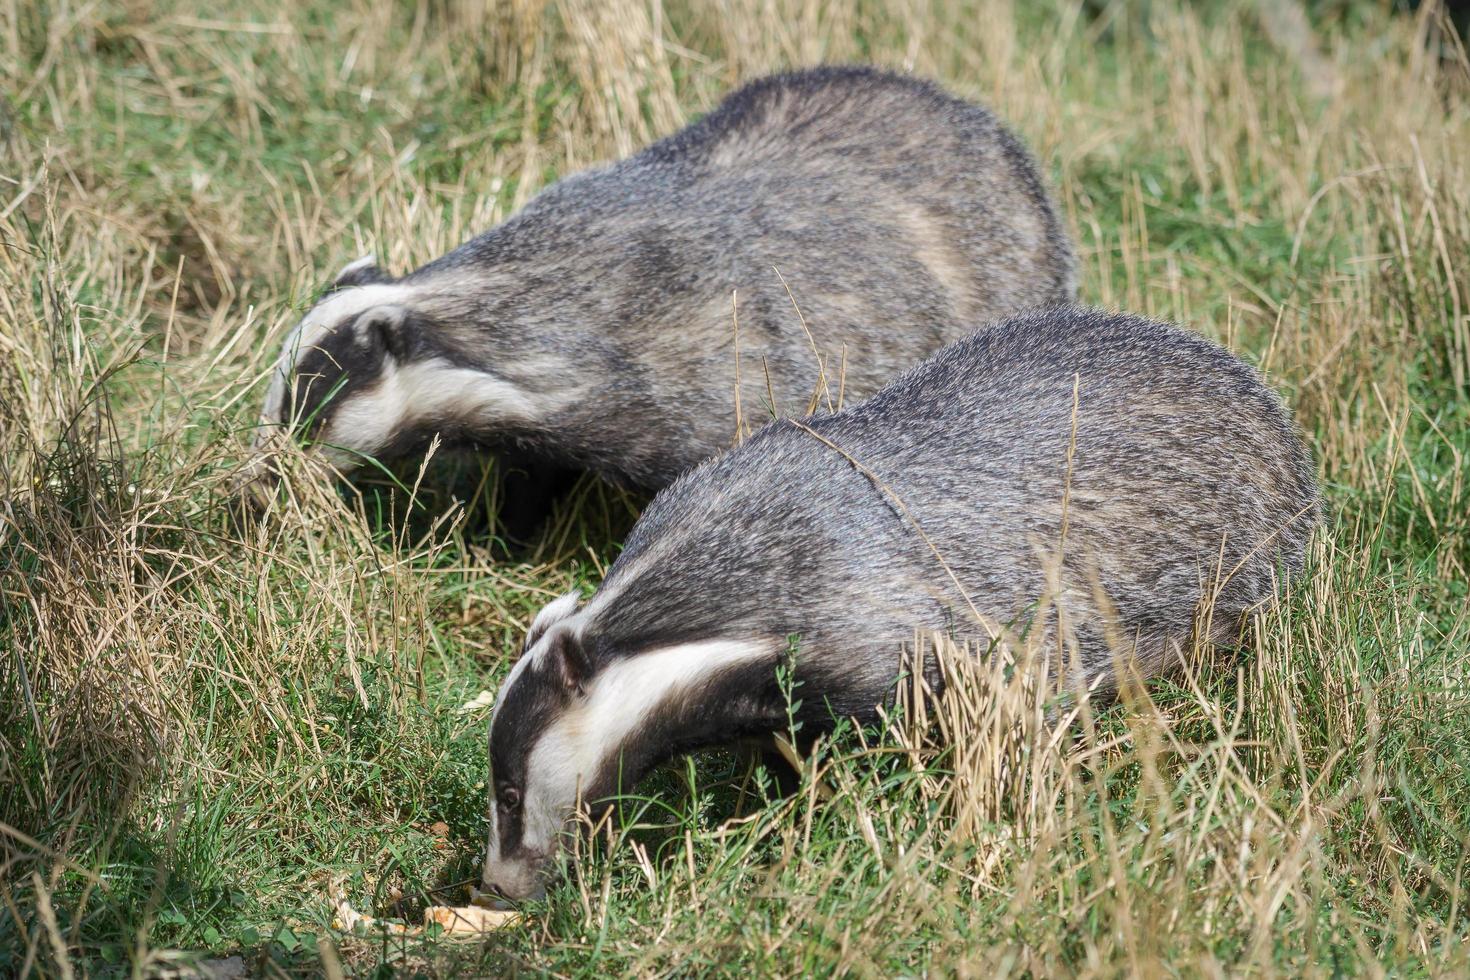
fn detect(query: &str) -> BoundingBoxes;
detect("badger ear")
[545,630,591,694]
[333,256,390,289]
[524,592,581,654]
[353,305,409,360]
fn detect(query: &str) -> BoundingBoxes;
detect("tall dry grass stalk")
[1,0,1468,973]
[889,638,1075,871]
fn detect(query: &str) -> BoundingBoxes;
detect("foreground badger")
[238,67,1074,503]
[481,308,1319,899]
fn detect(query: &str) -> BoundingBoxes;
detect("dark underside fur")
[293,66,1077,490]
[585,308,1319,743]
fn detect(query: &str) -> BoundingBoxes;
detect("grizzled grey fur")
[244,66,1075,497]
[480,308,1318,899]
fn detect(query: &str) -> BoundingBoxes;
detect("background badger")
[481,308,1319,900]
[238,66,1075,506]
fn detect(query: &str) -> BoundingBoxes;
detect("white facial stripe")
[485,796,498,857]
[290,283,417,360]
[527,593,581,650]
[314,358,545,470]
[517,637,774,854]
[337,254,376,279]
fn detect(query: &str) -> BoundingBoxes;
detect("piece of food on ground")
[329,883,520,937]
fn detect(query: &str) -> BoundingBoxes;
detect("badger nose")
[225,457,281,530]
[471,881,516,910]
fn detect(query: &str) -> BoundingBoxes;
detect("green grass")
[3,0,1469,975]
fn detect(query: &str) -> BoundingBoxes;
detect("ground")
[2,0,1469,976]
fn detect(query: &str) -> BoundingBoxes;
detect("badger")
[236,66,1075,506]
[479,307,1319,900]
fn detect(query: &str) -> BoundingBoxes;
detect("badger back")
[247,68,1078,497]
[590,308,1318,698]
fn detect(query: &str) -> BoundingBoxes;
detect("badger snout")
[479,864,547,903]
[227,428,346,525]
[226,452,282,527]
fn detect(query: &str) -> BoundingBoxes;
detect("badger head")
[482,590,777,901]
[482,591,587,901]
[234,256,542,512]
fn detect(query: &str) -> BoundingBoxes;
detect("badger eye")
[500,787,521,811]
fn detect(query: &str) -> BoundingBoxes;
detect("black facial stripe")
[488,658,571,856]
[288,335,384,438]
[495,783,526,856]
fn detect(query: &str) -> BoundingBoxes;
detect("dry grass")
[2,0,1469,975]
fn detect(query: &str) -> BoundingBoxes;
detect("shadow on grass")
[346,448,646,566]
